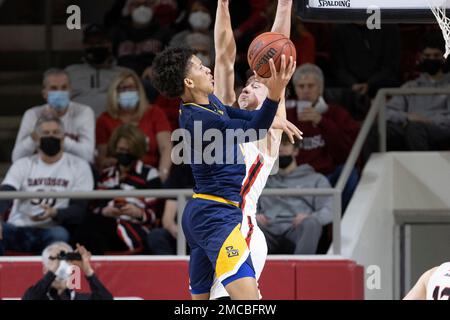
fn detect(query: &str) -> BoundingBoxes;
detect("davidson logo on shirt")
[27,177,69,187]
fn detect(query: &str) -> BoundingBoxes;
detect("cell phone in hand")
[30,210,45,218]
[296,100,312,115]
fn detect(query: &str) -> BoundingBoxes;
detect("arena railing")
[1,87,450,256]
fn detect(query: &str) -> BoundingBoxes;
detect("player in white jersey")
[209,0,299,299]
[404,262,450,300]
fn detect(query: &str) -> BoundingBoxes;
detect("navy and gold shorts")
[182,194,255,294]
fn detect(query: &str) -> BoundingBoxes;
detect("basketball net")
[429,0,450,58]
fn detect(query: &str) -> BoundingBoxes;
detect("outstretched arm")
[271,0,292,39]
[271,0,293,120]
[214,0,236,105]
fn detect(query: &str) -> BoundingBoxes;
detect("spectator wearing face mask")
[286,64,360,212]
[75,124,162,254]
[169,0,213,48]
[96,70,172,182]
[65,24,130,117]
[0,116,93,255]
[384,32,450,151]
[104,0,181,30]
[256,134,333,255]
[12,69,95,163]
[111,0,175,75]
[22,242,113,300]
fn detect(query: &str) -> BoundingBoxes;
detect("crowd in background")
[0,0,449,257]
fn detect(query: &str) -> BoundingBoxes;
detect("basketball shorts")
[209,215,268,299]
[182,194,256,294]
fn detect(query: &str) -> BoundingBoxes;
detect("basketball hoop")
[428,0,450,58]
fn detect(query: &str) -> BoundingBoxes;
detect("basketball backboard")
[296,0,448,23]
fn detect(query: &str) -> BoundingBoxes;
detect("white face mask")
[296,100,312,115]
[54,260,73,281]
[188,11,211,31]
[313,96,329,114]
[132,6,154,25]
[296,96,328,115]
[197,53,211,68]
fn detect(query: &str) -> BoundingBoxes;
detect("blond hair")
[106,70,148,119]
[107,123,148,158]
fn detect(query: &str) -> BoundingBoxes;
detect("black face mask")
[418,59,443,75]
[84,46,110,65]
[116,153,138,167]
[40,137,62,157]
[278,155,294,169]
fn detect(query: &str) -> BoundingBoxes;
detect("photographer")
[22,242,113,300]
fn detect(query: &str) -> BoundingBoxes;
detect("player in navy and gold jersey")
[151,45,295,299]
[210,0,298,300]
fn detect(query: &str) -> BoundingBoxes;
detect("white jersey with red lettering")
[426,262,450,300]
[210,129,282,299]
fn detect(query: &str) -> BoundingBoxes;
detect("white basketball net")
[429,0,450,58]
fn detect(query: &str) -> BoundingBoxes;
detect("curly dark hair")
[151,47,195,98]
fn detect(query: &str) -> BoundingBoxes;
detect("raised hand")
[70,244,94,277]
[272,116,303,144]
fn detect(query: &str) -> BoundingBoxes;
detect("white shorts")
[209,215,268,300]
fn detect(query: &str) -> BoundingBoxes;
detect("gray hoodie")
[258,164,333,235]
[386,73,450,128]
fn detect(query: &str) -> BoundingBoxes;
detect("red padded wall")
[295,260,364,300]
[0,258,364,300]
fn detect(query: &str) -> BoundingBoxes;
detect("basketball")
[247,32,297,78]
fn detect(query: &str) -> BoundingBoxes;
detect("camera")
[56,250,82,261]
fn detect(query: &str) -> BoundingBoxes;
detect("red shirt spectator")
[96,69,172,182]
[288,63,360,175]
[286,102,359,174]
[97,104,171,167]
